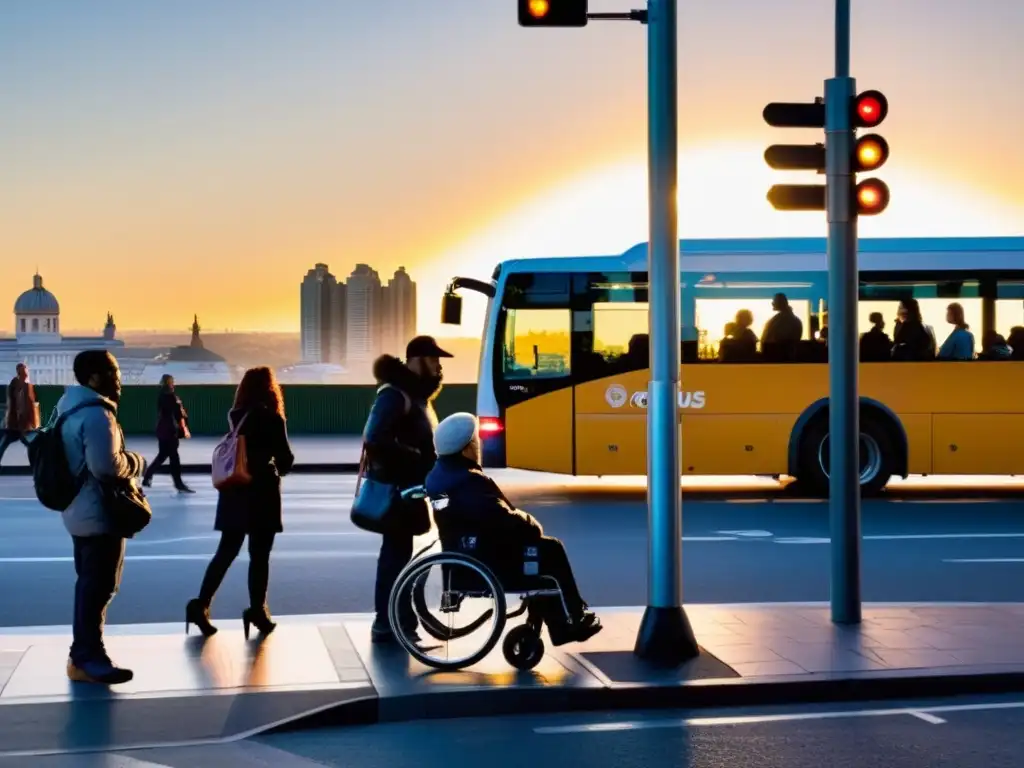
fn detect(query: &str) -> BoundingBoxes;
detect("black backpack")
[28,400,113,512]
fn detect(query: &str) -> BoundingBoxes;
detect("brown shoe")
[66,658,134,685]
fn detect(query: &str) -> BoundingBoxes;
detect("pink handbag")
[211,412,251,490]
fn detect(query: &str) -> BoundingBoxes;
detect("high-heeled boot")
[185,599,218,637]
[242,606,277,640]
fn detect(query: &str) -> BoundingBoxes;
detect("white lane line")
[908,711,946,724]
[534,698,1024,734]
[0,551,377,564]
[682,536,740,542]
[945,558,1024,564]
[778,532,1024,545]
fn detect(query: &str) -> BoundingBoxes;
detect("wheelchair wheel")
[389,552,507,671]
[502,624,545,671]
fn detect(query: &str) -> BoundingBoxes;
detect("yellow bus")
[440,237,1024,495]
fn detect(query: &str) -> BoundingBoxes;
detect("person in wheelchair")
[426,413,602,646]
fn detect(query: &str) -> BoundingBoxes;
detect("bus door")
[497,274,575,474]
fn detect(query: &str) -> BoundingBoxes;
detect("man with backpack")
[363,336,451,643]
[53,350,145,684]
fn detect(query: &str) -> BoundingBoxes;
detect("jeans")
[373,532,415,631]
[70,535,126,665]
[198,531,276,610]
[0,429,27,465]
[143,439,185,488]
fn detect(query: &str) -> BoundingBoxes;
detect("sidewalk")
[0,436,364,476]
[4,603,1024,757]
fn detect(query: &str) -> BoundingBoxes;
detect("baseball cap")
[406,335,453,359]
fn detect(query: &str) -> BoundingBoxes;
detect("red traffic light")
[853,90,888,128]
[855,178,890,215]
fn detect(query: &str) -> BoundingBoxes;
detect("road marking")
[944,558,1024,564]
[682,536,740,542]
[0,551,378,564]
[716,530,774,538]
[777,533,1024,545]
[534,698,1024,734]
[774,537,831,545]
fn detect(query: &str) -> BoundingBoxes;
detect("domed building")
[1,273,124,385]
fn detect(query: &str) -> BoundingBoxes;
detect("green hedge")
[18,385,478,436]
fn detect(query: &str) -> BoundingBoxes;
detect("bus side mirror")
[441,292,463,325]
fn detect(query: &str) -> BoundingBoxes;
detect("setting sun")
[420,143,1024,337]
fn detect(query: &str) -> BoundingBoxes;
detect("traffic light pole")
[826,0,862,624]
[634,0,699,666]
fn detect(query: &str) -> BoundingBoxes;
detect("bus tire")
[797,413,894,498]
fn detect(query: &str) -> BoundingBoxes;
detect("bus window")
[995,280,1024,359]
[502,308,571,379]
[691,275,819,362]
[859,278,981,360]
[593,302,649,372]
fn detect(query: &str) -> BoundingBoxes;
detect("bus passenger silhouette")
[761,293,802,362]
[860,311,892,361]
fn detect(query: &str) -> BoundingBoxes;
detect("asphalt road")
[7,695,1024,766]
[1,473,1024,627]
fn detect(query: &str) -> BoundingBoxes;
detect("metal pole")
[634,0,699,665]
[826,0,861,624]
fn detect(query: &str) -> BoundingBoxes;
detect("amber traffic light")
[518,0,588,26]
[853,134,889,172]
[855,178,890,216]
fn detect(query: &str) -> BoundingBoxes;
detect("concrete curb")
[270,665,1024,734]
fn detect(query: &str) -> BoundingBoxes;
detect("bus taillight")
[479,417,504,435]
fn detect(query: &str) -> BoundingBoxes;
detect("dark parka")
[214,405,295,534]
[155,390,186,442]
[426,454,542,546]
[363,355,440,489]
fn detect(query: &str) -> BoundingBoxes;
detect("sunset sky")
[3,0,1022,338]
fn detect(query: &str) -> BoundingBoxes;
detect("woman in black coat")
[185,367,295,639]
[142,374,193,493]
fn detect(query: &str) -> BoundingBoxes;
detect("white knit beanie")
[434,412,479,456]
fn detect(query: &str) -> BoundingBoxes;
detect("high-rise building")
[345,264,383,367]
[330,280,347,364]
[300,264,345,364]
[381,266,417,356]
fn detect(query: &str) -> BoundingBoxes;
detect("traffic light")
[851,90,890,215]
[853,90,888,128]
[764,90,891,216]
[519,0,588,26]
[762,99,826,211]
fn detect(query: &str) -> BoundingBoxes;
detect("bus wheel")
[797,415,894,498]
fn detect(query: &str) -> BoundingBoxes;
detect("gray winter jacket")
[56,386,145,537]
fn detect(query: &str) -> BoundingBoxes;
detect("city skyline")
[300,263,417,368]
[2,1,1022,338]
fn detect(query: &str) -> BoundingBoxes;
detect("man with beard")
[57,350,145,684]
[363,335,451,643]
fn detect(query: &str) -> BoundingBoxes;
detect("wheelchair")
[387,487,570,672]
